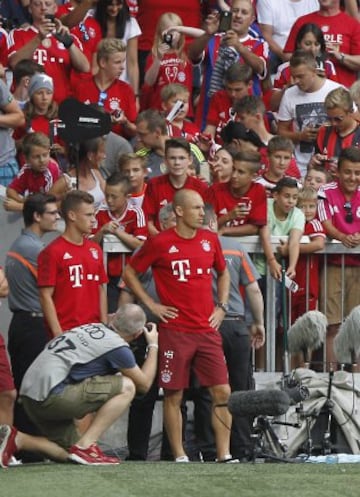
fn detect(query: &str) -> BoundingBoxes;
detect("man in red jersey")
[124,188,233,463]
[283,0,360,87]
[7,0,89,104]
[142,137,208,235]
[38,190,108,337]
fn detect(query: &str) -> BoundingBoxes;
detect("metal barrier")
[102,234,360,373]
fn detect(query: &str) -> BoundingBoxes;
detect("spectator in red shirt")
[206,150,268,237]
[142,137,208,235]
[283,0,360,88]
[5,132,61,212]
[204,63,253,144]
[7,0,90,104]
[160,83,200,142]
[73,38,137,138]
[92,172,148,312]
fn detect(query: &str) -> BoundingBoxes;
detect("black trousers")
[8,312,49,437]
[219,319,253,458]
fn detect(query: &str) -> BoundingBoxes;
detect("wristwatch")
[217,302,229,313]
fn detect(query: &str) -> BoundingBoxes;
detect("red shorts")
[158,328,229,390]
[0,334,15,392]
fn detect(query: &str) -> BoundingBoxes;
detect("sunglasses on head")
[344,202,353,223]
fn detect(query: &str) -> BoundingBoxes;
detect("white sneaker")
[175,455,189,463]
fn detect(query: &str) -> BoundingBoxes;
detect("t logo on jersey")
[171,259,190,282]
[34,48,48,65]
[69,264,84,288]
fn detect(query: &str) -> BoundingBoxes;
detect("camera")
[218,11,232,32]
[162,33,173,46]
[144,324,153,332]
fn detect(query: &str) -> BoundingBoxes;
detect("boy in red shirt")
[73,38,137,138]
[142,137,208,235]
[5,132,61,212]
[92,172,148,312]
[206,150,267,236]
[283,187,326,323]
[160,83,200,142]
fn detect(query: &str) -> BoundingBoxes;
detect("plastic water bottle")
[325,455,338,464]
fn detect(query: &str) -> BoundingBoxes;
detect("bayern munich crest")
[201,240,211,252]
[161,371,172,383]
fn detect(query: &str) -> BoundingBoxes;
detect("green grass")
[2,462,360,497]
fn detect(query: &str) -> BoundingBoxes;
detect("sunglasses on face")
[344,202,353,223]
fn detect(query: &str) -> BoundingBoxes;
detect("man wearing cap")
[7,0,89,104]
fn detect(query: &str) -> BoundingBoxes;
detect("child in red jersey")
[92,172,148,312]
[204,63,253,144]
[142,12,204,114]
[255,136,298,197]
[303,165,331,192]
[288,187,326,324]
[73,38,137,138]
[5,132,61,212]
[142,137,208,235]
[118,152,148,209]
[160,83,200,142]
[206,150,267,237]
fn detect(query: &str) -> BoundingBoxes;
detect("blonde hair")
[297,187,318,204]
[118,152,146,171]
[96,38,126,64]
[152,12,186,60]
[325,87,353,112]
[160,83,189,103]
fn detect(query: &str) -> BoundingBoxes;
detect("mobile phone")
[45,14,55,23]
[218,11,232,32]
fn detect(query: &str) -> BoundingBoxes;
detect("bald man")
[124,189,233,463]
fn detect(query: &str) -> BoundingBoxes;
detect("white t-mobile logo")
[171,259,190,282]
[69,265,84,288]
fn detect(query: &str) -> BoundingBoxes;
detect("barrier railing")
[102,235,360,372]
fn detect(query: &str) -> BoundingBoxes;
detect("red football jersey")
[166,121,200,142]
[8,25,84,103]
[73,77,137,136]
[37,236,108,333]
[142,174,208,231]
[128,227,226,332]
[206,181,267,227]
[144,52,194,115]
[294,219,326,298]
[8,159,61,195]
[137,0,201,51]
[94,205,148,277]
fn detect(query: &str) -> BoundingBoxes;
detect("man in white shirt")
[277,50,341,176]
